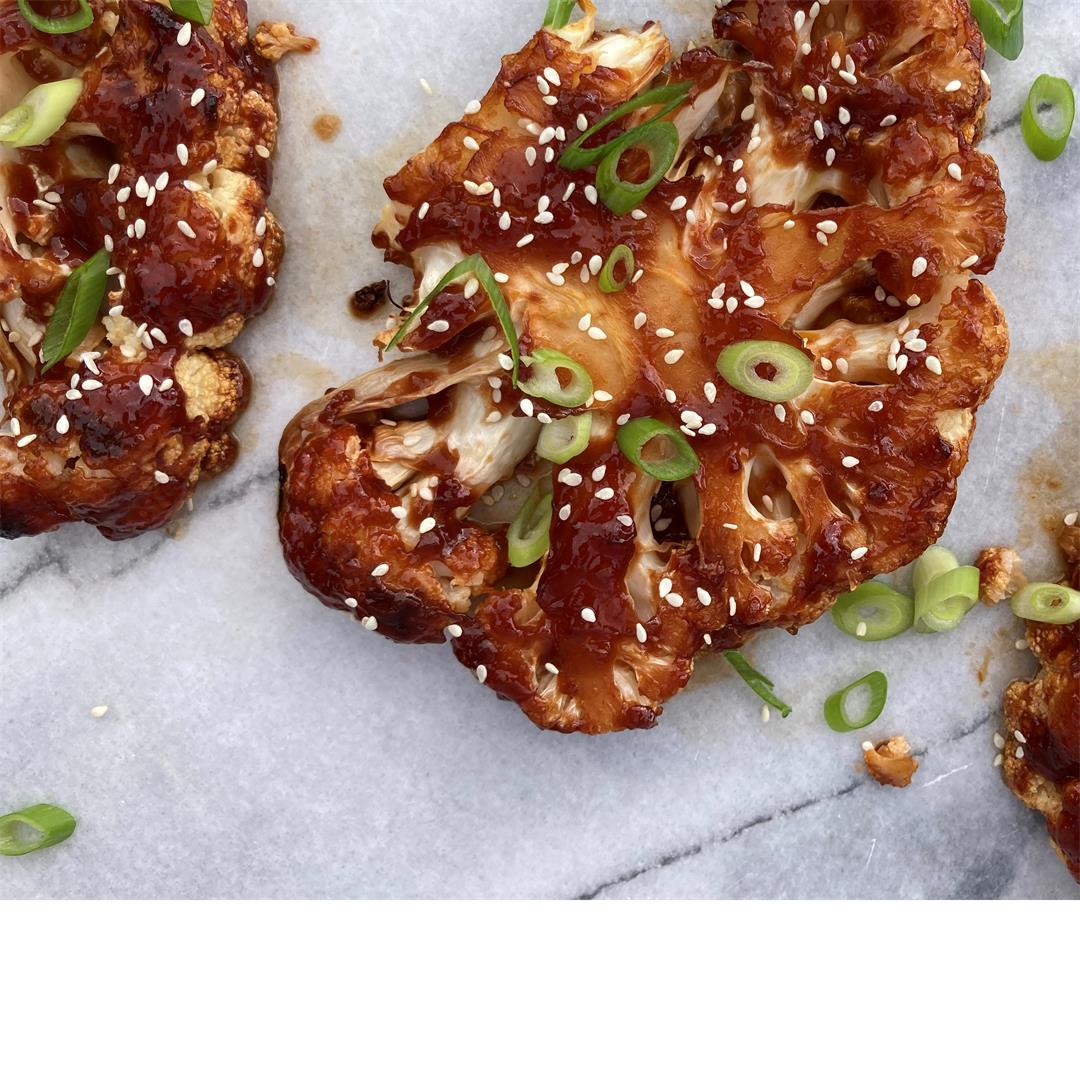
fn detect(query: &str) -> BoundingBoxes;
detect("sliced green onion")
[1021,74,1075,161]
[559,81,692,171]
[387,254,520,383]
[537,412,592,464]
[1010,582,1080,625]
[914,565,980,633]
[542,0,577,28]
[170,0,214,24]
[39,247,109,373]
[16,0,92,34]
[716,340,814,403]
[617,417,700,482]
[723,651,792,718]
[0,803,76,856]
[824,671,888,733]
[912,544,958,595]
[598,245,635,293]
[831,581,914,641]
[969,0,1024,61]
[595,121,681,215]
[507,489,553,567]
[518,348,592,407]
[0,78,82,149]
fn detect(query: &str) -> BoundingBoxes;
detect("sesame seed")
[498,211,511,231]
[190,88,206,107]
[107,163,120,184]
[177,142,189,166]
[361,616,378,631]
[850,546,868,560]
[663,389,677,404]
[912,256,928,278]
[741,103,755,121]
[139,374,154,395]
[584,185,598,205]
[818,85,827,105]
[925,355,942,375]
[960,254,979,268]
[670,195,687,212]
[825,148,836,166]
[730,199,747,214]
[664,349,684,365]
[666,593,684,608]
[418,517,436,534]
[159,378,173,392]
[945,79,962,93]
[538,127,555,145]
[697,587,712,606]
[1015,730,1027,745]
[177,21,192,46]
[525,146,537,166]
[1065,511,1078,527]
[150,328,167,344]
[880,114,897,127]
[587,326,607,341]
[907,294,921,307]
[463,136,480,151]
[729,597,737,616]
[794,10,806,30]
[838,106,851,124]
[588,255,603,274]
[994,732,1006,749]
[801,85,815,102]
[446,624,463,640]
[581,607,597,623]
[371,563,390,577]
[90,705,109,718]
[868,400,884,413]
[948,162,963,181]
[418,202,430,220]
[116,186,131,203]
[773,404,786,422]
[595,487,615,501]
[56,414,70,434]
[1015,746,1024,759]
[178,318,194,337]
[635,623,648,643]
[427,319,450,333]
[154,469,170,485]
[813,119,825,140]
[134,218,146,239]
[839,69,856,85]
[842,456,860,468]
[16,433,36,447]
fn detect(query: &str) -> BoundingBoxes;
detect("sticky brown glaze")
[1,0,313,540]
[280,0,1007,733]
[1002,526,1080,885]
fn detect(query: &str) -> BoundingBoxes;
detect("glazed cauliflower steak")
[0,0,311,539]
[1001,526,1080,885]
[279,0,1008,734]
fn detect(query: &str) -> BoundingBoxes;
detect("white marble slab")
[1,0,1078,899]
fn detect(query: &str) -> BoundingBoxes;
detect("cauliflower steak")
[279,0,1008,733]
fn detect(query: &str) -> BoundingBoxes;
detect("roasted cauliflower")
[279,0,1008,733]
[0,0,313,539]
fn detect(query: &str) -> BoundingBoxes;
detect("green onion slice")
[16,0,92,34]
[507,489,553,567]
[912,544,958,595]
[969,0,1024,61]
[537,412,592,464]
[0,803,76,856]
[40,247,109,373]
[0,78,82,149]
[831,581,914,641]
[598,244,635,293]
[723,650,792,718]
[542,0,577,28]
[1010,582,1080,625]
[170,0,214,24]
[387,254,520,382]
[824,671,888,733]
[559,81,693,171]
[1021,74,1075,161]
[616,417,700,482]
[716,340,814,403]
[595,120,681,215]
[518,348,593,407]
[914,564,980,633]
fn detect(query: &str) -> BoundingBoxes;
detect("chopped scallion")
[507,489,553,567]
[39,247,109,373]
[16,0,92,34]
[914,564,980,633]
[1021,74,1074,161]
[0,78,82,149]
[831,581,914,641]
[723,650,792,718]
[616,417,699,482]
[1010,582,1080,625]
[595,120,681,215]
[598,244,635,293]
[542,0,577,28]
[170,0,214,25]
[716,340,814,403]
[824,671,888,732]
[537,412,592,464]
[0,803,76,856]
[969,0,1024,61]
[518,348,593,407]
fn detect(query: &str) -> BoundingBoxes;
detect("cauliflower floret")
[975,545,1025,604]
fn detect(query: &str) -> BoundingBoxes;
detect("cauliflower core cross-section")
[279,0,1008,734]
[0,0,313,539]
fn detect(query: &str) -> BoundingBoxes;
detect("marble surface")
[2,0,1078,899]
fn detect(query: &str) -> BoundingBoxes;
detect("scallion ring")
[0,803,76,856]
[537,412,592,464]
[824,671,888,733]
[914,564,980,633]
[723,651,792,718]
[616,417,700,482]
[39,247,109,373]
[912,544,958,595]
[1021,74,1075,161]
[831,581,914,641]
[542,0,577,28]
[1010,582,1080,625]
[599,244,635,293]
[595,120,681,215]
[559,81,692,172]
[16,0,92,34]
[386,253,520,383]
[507,489,553,567]
[170,0,214,24]
[0,78,82,149]
[518,348,592,407]
[716,340,814,403]
[969,0,1024,61]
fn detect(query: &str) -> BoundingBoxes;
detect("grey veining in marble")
[1,0,1078,899]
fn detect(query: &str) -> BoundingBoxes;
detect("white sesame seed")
[729,597,737,616]
[1065,511,1079,527]
[463,136,480,151]
[818,85,828,105]
[177,142,189,166]
[666,593,684,608]
[595,487,615,501]
[925,355,942,375]
[663,389,677,404]
[880,114,897,127]
[730,199,747,214]
[584,185,598,205]
[90,705,109,718]
[525,146,537,167]
[418,201,430,220]
[961,254,979,268]
[55,414,70,434]
[588,255,603,275]
[697,588,712,606]
[773,404,786,422]
[16,434,36,447]
[418,517,436,534]
[907,294,921,307]
[152,469,169,485]
[371,563,390,578]
[134,218,146,239]
[912,256,928,278]
[839,69,856,85]
[813,119,825,140]
[177,22,192,47]
[159,378,173,392]
[838,106,851,124]
[588,327,607,341]
[850,546,868,560]
[178,318,194,337]
[427,319,450,333]
[139,374,154,395]
[801,85,815,102]
[498,211,511,231]
[190,87,206,107]
[361,615,378,631]
[670,195,688,212]
[635,622,648,643]
[1015,746,1024,759]
[150,328,167,344]
[842,455,860,468]
[581,607,596,623]
[948,162,963,181]
[945,79,962,93]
